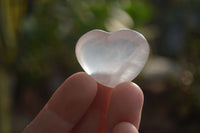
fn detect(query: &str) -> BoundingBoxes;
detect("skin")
[23,72,144,133]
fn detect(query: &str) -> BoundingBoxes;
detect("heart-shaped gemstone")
[75,29,149,88]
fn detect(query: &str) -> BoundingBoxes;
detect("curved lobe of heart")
[76,29,149,88]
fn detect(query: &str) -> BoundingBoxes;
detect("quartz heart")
[75,29,149,88]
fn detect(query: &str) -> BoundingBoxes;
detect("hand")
[23,72,144,133]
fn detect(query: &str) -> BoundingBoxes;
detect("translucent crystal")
[75,29,149,88]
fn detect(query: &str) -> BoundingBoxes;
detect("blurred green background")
[0,0,200,132]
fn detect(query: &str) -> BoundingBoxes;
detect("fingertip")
[105,82,144,132]
[46,72,98,126]
[65,72,97,92]
[115,82,144,109]
[112,122,138,133]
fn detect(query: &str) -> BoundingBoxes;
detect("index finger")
[23,72,97,133]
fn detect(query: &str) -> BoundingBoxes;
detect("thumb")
[112,122,138,133]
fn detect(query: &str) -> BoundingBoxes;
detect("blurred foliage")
[0,0,200,132]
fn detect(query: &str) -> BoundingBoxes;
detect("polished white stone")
[75,29,150,88]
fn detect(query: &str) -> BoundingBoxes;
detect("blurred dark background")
[0,0,200,132]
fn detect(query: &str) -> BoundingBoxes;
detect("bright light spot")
[105,8,134,32]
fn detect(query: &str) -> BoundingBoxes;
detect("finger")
[112,122,138,133]
[23,72,97,133]
[105,82,144,133]
[71,83,113,133]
